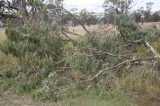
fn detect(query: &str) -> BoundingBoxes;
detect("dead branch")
[89,56,159,81]
[59,56,160,94]
[62,8,90,34]
[0,13,18,18]
[145,41,160,59]
[93,51,130,59]
[64,30,84,38]
[62,31,73,41]
[90,60,130,80]
[119,30,128,43]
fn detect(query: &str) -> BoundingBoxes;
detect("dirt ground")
[0,92,58,106]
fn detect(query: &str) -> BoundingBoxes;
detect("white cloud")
[64,0,104,12]
[133,0,160,11]
[64,0,160,12]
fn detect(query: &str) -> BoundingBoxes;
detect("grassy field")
[139,22,160,30]
[0,92,134,106]
[67,24,116,39]
[68,22,160,39]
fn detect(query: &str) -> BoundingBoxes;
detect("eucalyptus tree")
[143,2,154,21]
[0,0,47,27]
[0,0,18,19]
[103,0,135,15]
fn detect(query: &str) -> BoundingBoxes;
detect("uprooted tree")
[0,0,160,102]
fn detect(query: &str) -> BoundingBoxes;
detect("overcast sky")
[64,0,160,12]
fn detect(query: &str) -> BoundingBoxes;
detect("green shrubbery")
[0,22,65,99]
[0,24,121,101]
[1,14,160,105]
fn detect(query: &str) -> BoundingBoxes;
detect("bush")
[0,22,65,99]
[65,33,118,75]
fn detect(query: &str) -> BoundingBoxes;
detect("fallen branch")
[90,60,130,80]
[62,31,73,41]
[145,41,160,59]
[0,13,18,19]
[62,8,90,34]
[60,56,159,93]
[93,51,130,59]
[89,56,159,81]
[64,30,84,38]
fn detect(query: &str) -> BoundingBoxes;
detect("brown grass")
[68,22,160,39]
[67,24,117,39]
[139,22,160,30]
[0,28,6,44]
[0,29,19,75]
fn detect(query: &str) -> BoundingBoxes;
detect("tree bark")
[145,41,160,59]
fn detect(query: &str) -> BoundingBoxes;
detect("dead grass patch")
[0,28,6,44]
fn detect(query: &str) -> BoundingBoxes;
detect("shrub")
[0,22,65,99]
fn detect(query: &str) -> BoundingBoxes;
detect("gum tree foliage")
[151,11,160,22]
[103,0,135,14]
[143,2,154,22]
[103,0,135,24]
[130,4,160,23]
[116,14,160,41]
[79,9,98,26]
[131,8,144,23]
[0,0,48,27]
[0,0,19,19]
[0,0,68,100]
[0,0,43,18]
[0,0,99,101]
[0,19,66,101]
[0,0,67,26]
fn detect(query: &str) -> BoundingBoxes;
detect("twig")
[93,51,130,59]
[64,30,84,38]
[62,31,73,41]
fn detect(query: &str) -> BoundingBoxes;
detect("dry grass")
[139,22,160,30]
[68,24,117,39]
[0,92,57,106]
[0,90,134,106]
[0,28,6,44]
[116,66,160,106]
[69,25,99,35]
[60,95,132,106]
[68,22,160,39]
[0,29,19,75]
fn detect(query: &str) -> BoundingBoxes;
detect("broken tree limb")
[90,59,131,81]
[62,31,73,41]
[62,8,90,34]
[145,41,160,59]
[89,56,160,81]
[64,30,84,38]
